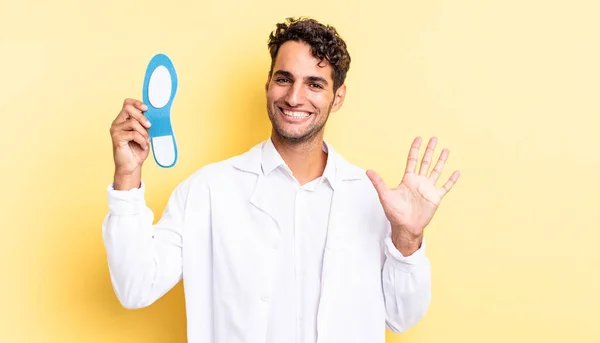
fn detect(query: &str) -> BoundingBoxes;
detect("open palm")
[367,137,460,238]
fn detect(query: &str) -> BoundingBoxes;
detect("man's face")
[266,40,346,144]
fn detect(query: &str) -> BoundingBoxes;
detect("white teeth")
[282,109,310,118]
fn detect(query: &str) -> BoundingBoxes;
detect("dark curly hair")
[267,17,351,93]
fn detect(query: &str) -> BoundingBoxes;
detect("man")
[103,17,460,343]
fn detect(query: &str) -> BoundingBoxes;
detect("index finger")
[124,98,148,112]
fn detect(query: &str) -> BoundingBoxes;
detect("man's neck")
[271,133,327,186]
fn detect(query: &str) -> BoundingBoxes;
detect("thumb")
[366,170,389,199]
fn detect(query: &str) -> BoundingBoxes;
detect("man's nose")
[285,83,305,107]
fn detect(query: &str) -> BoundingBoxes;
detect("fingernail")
[147,121,152,127]
[142,104,148,111]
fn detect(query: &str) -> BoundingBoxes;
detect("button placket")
[294,188,303,343]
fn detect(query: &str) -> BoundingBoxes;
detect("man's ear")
[331,84,347,113]
[265,71,272,92]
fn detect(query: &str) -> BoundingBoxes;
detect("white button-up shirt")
[102,138,432,343]
[261,138,334,343]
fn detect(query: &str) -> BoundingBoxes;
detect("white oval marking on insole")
[148,66,172,108]
[152,136,176,166]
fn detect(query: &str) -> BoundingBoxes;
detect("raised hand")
[366,137,460,255]
[109,98,152,190]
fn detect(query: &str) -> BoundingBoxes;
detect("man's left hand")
[367,136,460,256]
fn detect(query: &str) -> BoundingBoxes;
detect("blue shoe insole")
[142,53,178,168]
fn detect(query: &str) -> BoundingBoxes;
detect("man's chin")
[273,127,320,144]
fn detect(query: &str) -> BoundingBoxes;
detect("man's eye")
[276,78,290,83]
[310,83,323,89]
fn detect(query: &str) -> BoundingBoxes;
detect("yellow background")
[1,0,599,342]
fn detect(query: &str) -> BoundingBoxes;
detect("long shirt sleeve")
[102,180,189,309]
[381,236,432,333]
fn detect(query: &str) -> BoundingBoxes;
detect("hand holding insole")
[142,53,178,168]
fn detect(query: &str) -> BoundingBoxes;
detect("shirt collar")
[261,137,338,190]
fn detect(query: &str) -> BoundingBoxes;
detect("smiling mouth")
[280,107,311,119]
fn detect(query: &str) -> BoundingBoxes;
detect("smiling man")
[103,17,460,343]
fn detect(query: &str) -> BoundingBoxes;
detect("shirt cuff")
[107,181,147,215]
[384,235,428,273]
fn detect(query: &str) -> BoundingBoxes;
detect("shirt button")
[272,242,278,250]
[261,295,270,302]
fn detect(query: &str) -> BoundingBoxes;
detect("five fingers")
[406,136,460,196]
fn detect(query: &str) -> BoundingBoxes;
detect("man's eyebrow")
[273,70,293,78]
[306,76,329,86]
